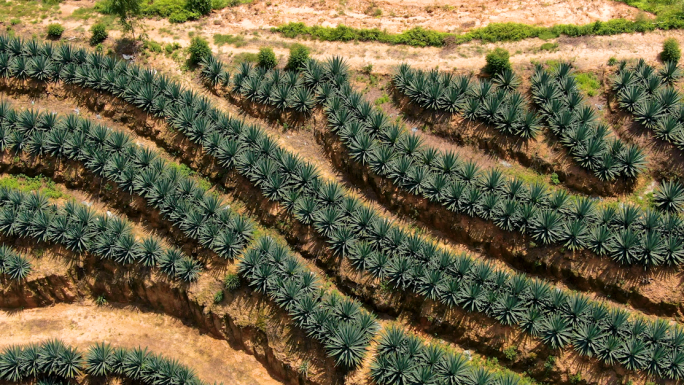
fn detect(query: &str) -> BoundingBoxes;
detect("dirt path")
[0,302,282,385]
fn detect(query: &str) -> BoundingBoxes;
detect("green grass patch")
[0,174,63,199]
[213,33,246,47]
[539,42,558,51]
[575,72,601,97]
[374,93,390,106]
[231,51,258,65]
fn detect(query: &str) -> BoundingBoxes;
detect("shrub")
[285,43,309,70]
[224,273,240,291]
[186,0,212,15]
[188,36,211,64]
[47,23,65,39]
[144,40,163,53]
[90,23,108,45]
[662,38,681,63]
[258,47,277,69]
[169,10,199,23]
[484,47,511,75]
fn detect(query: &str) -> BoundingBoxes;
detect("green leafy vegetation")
[662,37,681,63]
[273,16,684,48]
[95,0,250,23]
[46,23,64,39]
[188,36,211,64]
[484,47,511,75]
[285,43,309,71]
[213,33,245,47]
[89,23,108,45]
[257,46,277,69]
[186,0,211,15]
[574,72,601,97]
[539,42,558,51]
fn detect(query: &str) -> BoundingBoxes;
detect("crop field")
[5,0,684,385]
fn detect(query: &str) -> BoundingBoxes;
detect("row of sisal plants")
[0,100,378,370]
[0,244,30,280]
[613,60,684,150]
[529,63,646,181]
[4,35,683,380]
[214,56,684,269]
[371,326,527,385]
[198,53,684,380]
[392,65,542,139]
[0,340,203,385]
[0,187,202,282]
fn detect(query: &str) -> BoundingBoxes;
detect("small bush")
[539,42,558,51]
[165,42,181,54]
[257,47,277,69]
[213,290,224,303]
[47,23,65,39]
[662,38,681,63]
[607,56,618,66]
[169,10,199,23]
[144,40,163,53]
[187,0,212,15]
[285,43,309,70]
[90,23,108,45]
[224,273,240,291]
[188,37,211,65]
[484,47,511,75]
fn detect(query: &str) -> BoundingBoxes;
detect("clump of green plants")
[484,47,511,75]
[550,172,560,185]
[165,42,181,54]
[285,43,309,70]
[187,0,211,15]
[144,39,163,53]
[46,23,64,39]
[213,290,224,303]
[213,33,245,47]
[539,42,558,51]
[224,273,240,292]
[661,37,680,63]
[574,72,601,97]
[188,36,211,64]
[257,46,277,69]
[89,23,108,45]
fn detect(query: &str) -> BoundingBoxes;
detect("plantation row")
[0,101,255,263]
[0,100,378,369]
[393,65,541,139]
[0,340,203,385]
[4,35,682,379]
[0,244,30,280]
[0,187,202,281]
[530,63,646,181]
[218,56,684,269]
[371,326,525,385]
[0,48,537,384]
[613,60,684,151]
[392,64,645,181]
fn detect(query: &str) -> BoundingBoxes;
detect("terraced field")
[6,0,684,384]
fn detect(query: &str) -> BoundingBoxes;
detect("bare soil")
[0,303,281,385]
